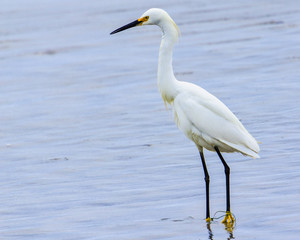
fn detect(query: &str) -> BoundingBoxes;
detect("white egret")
[110,8,260,224]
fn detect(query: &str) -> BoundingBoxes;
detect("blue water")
[1,0,300,239]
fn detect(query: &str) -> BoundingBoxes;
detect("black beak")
[110,19,141,35]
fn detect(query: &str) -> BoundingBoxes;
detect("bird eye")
[144,16,149,21]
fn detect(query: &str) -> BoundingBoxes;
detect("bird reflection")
[205,222,235,240]
[206,223,214,240]
[223,221,235,239]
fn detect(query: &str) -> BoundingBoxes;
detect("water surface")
[1,0,300,239]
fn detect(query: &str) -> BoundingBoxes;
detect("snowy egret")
[110,8,260,224]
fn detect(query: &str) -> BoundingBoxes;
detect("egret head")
[110,8,180,38]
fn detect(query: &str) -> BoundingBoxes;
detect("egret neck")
[157,20,180,106]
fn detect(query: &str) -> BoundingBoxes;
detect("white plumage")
[173,81,260,158]
[141,8,260,158]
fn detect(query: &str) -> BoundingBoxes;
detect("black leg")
[214,146,230,212]
[199,151,210,221]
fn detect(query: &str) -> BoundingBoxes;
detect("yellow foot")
[205,217,212,223]
[221,211,235,224]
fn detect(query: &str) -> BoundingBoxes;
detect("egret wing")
[174,90,259,156]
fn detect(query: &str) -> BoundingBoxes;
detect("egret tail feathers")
[219,139,260,159]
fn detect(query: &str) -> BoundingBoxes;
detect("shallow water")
[1,0,300,239]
